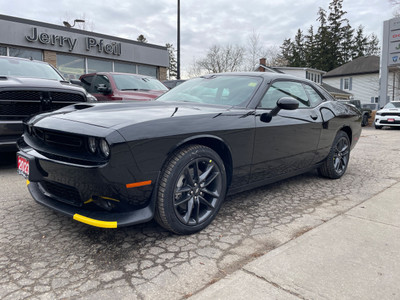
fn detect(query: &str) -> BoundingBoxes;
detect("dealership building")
[0,14,169,80]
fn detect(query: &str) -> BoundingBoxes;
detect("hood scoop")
[74,104,94,110]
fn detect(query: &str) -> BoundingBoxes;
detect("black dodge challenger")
[17,72,361,234]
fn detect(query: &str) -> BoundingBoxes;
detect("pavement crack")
[242,269,307,299]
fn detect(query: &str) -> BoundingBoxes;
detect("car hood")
[0,76,86,93]
[29,101,231,130]
[377,107,400,113]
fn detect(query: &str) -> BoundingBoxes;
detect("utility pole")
[177,0,181,79]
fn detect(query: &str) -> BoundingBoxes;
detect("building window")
[57,54,85,80]
[0,46,6,56]
[87,58,112,73]
[115,61,137,74]
[138,65,157,78]
[344,78,350,90]
[9,47,42,60]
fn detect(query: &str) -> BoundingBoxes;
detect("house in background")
[321,83,352,99]
[323,55,400,108]
[257,58,325,85]
[256,58,352,99]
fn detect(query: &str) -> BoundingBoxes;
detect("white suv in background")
[374,101,400,129]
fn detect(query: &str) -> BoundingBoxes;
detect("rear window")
[112,74,168,91]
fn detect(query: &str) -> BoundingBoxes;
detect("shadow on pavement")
[0,151,17,168]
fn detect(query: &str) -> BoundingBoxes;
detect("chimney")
[259,58,267,72]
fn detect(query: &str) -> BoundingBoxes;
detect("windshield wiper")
[121,88,151,91]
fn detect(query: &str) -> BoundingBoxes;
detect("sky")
[0,0,395,77]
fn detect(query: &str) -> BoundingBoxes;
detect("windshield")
[0,57,64,80]
[112,74,168,91]
[156,75,262,106]
[383,102,400,109]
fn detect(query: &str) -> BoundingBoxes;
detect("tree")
[137,35,148,43]
[244,30,264,71]
[304,26,317,68]
[365,33,380,56]
[279,38,294,67]
[340,20,354,63]
[195,44,245,74]
[166,43,177,79]
[352,25,368,59]
[314,7,331,71]
[292,29,306,67]
[280,0,379,71]
[327,0,348,68]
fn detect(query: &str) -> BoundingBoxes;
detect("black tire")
[318,131,350,179]
[361,114,369,127]
[155,145,227,235]
[375,124,383,129]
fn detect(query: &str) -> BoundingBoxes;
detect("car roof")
[81,72,155,79]
[202,71,315,83]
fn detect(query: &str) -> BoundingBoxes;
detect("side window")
[303,84,324,107]
[91,75,111,93]
[259,81,310,109]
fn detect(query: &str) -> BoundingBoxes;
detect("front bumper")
[27,180,154,228]
[374,115,400,127]
[17,147,158,228]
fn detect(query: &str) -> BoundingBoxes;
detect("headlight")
[99,139,110,158]
[86,93,98,102]
[375,112,381,116]
[88,137,97,153]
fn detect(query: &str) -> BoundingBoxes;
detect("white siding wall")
[324,72,400,105]
[277,69,305,78]
[323,74,379,105]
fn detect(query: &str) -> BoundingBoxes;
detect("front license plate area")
[388,118,395,122]
[17,155,29,178]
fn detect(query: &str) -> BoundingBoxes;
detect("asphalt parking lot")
[1,127,400,299]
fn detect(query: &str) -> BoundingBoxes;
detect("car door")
[250,80,323,183]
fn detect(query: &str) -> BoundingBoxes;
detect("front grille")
[381,120,400,124]
[0,101,40,117]
[0,90,85,120]
[32,128,84,150]
[0,91,41,100]
[40,181,82,207]
[51,92,84,102]
[381,113,400,117]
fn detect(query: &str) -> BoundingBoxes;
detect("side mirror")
[96,84,111,94]
[70,79,82,86]
[260,97,299,123]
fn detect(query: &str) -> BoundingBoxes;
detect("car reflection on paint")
[17,72,361,234]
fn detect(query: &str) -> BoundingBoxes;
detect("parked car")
[162,79,186,89]
[374,101,400,129]
[79,72,168,101]
[0,56,96,152]
[17,72,361,234]
[337,99,371,126]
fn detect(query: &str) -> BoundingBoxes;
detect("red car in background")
[79,72,168,101]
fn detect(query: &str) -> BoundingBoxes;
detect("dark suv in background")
[0,56,96,151]
[78,72,168,101]
[337,99,372,126]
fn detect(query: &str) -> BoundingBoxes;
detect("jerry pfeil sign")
[25,27,122,56]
